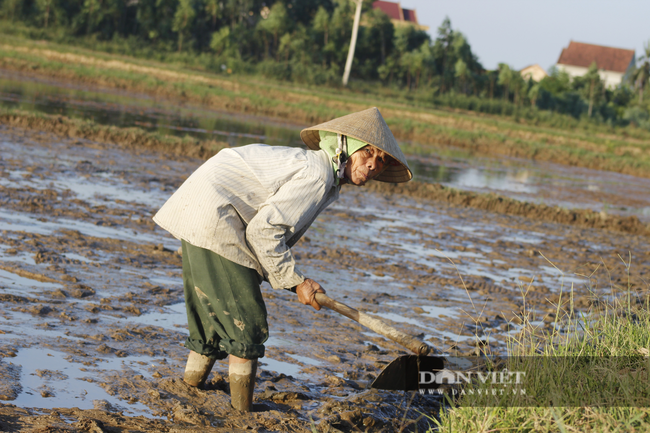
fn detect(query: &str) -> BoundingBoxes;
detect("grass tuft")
[431,256,650,432]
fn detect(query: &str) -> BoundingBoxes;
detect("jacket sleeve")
[245,173,329,289]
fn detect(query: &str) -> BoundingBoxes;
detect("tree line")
[1,0,649,128]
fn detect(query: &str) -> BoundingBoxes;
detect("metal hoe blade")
[371,355,445,391]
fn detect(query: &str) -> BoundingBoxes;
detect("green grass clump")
[432,257,650,432]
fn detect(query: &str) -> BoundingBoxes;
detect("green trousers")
[181,240,268,359]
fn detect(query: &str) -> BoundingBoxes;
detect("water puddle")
[287,354,324,367]
[0,208,169,245]
[0,71,303,148]
[259,358,303,377]
[3,347,159,418]
[420,305,458,318]
[0,268,63,293]
[128,302,187,331]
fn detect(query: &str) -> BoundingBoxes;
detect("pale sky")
[399,0,650,71]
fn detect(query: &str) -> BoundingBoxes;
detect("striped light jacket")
[153,144,339,289]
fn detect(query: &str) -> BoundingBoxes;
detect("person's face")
[343,145,389,186]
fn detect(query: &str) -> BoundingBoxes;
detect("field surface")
[0,41,649,432]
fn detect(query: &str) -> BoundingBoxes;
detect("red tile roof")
[557,41,635,73]
[373,1,420,24]
[373,1,401,21]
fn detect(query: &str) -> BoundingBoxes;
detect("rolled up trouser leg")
[229,358,258,412]
[181,241,268,360]
[184,350,217,388]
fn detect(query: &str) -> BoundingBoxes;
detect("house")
[372,1,429,31]
[555,41,635,88]
[520,64,548,82]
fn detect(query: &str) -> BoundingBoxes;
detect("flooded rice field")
[1,122,649,431]
[1,72,650,431]
[3,69,650,223]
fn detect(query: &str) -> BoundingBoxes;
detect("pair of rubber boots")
[183,351,257,412]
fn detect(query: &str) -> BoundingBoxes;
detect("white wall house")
[555,41,635,89]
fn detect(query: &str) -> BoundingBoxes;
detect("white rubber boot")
[229,358,258,412]
[183,351,216,388]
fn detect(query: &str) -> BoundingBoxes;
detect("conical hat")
[300,107,412,183]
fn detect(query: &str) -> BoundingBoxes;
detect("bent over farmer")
[153,107,412,411]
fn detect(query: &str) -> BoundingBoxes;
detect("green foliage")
[632,41,650,104]
[172,0,196,53]
[1,0,648,127]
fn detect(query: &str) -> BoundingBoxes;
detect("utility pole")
[342,0,363,86]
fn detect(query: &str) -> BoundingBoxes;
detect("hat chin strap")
[334,134,348,180]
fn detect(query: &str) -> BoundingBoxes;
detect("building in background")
[555,41,635,88]
[372,1,429,31]
[520,64,548,82]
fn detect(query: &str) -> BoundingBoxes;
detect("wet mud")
[364,181,650,236]
[3,111,649,235]
[1,125,649,432]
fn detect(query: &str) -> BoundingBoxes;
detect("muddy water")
[3,70,650,223]
[0,70,303,148]
[1,124,648,431]
[409,153,650,223]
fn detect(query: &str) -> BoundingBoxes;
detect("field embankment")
[364,181,650,237]
[1,37,650,179]
[0,109,227,159]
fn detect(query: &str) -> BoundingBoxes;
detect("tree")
[580,62,604,117]
[510,73,525,107]
[81,0,104,34]
[313,6,330,46]
[204,0,221,30]
[173,0,196,53]
[2,0,21,20]
[434,17,453,92]
[36,0,55,27]
[257,2,289,60]
[363,7,392,66]
[497,63,514,101]
[633,41,650,104]
[454,58,469,94]
[210,26,231,56]
[528,82,540,107]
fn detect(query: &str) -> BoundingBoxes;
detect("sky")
[398,0,650,71]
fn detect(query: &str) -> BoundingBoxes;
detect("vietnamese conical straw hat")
[300,107,412,183]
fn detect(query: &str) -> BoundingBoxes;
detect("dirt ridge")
[362,181,650,237]
[0,111,227,159]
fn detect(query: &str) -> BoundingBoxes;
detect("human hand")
[295,278,326,311]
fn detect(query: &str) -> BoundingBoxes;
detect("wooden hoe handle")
[315,293,431,356]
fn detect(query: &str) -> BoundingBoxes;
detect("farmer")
[153,107,412,411]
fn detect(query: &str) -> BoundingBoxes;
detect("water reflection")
[410,159,537,194]
[0,73,302,147]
